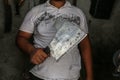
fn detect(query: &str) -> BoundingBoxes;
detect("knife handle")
[43,46,50,55]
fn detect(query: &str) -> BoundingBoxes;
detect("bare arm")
[16,30,48,64]
[16,30,35,54]
[79,35,93,80]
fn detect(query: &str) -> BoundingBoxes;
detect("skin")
[79,35,93,80]
[16,0,93,80]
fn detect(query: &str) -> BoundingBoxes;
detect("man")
[16,0,93,80]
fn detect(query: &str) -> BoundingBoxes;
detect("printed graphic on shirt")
[34,12,80,28]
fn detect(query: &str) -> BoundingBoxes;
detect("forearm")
[80,35,93,80]
[16,31,36,56]
[16,31,49,64]
[17,37,35,55]
[81,46,93,79]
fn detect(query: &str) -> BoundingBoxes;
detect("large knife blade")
[48,18,87,60]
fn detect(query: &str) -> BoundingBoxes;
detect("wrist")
[30,48,40,56]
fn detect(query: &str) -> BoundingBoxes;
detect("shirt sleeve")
[19,9,35,33]
[77,8,88,34]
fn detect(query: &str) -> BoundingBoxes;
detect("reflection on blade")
[49,19,87,60]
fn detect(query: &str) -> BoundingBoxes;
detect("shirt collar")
[45,0,71,8]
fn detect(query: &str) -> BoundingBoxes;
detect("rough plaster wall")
[0,0,29,80]
[0,0,4,35]
[77,0,120,79]
[80,0,120,79]
[0,0,120,80]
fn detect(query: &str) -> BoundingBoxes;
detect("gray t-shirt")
[19,0,88,80]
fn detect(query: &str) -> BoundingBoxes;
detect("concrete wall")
[0,0,120,80]
[77,0,120,80]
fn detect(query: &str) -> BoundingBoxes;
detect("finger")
[38,54,45,61]
[34,58,43,64]
[31,56,42,64]
[36,56,44,63]
[41,52,48,58]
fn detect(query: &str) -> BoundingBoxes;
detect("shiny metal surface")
[49,19,87,60]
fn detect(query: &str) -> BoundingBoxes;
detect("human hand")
[30,48,49,64]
